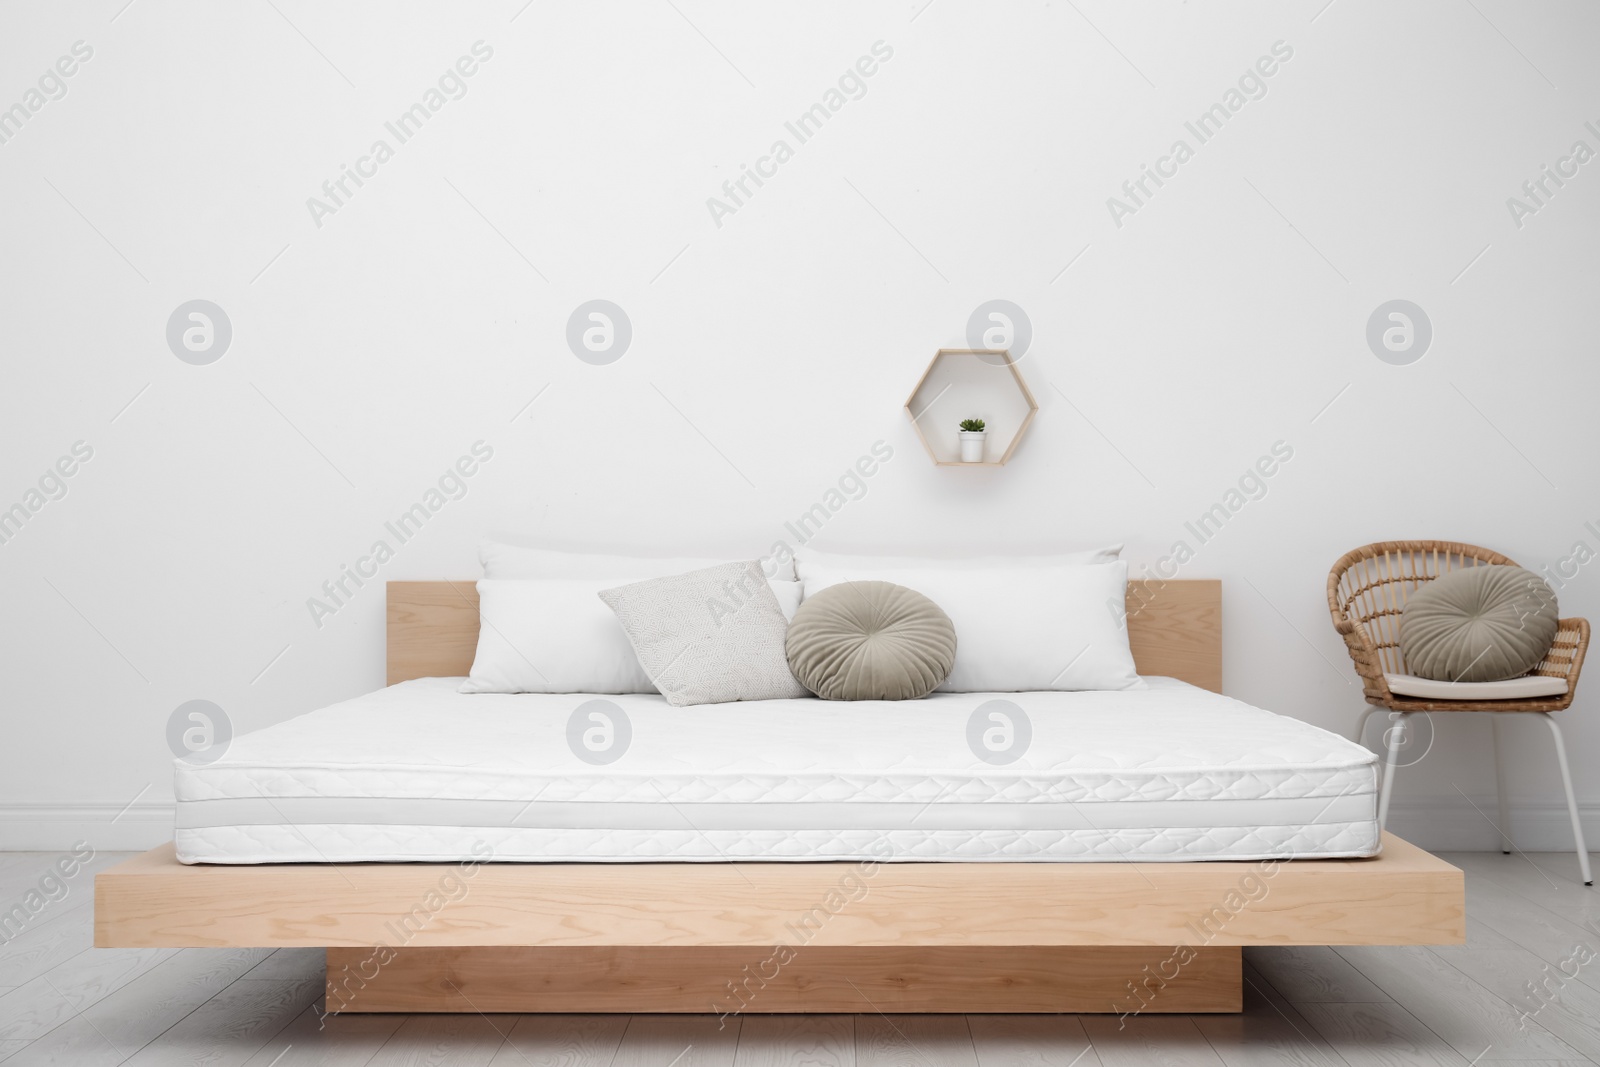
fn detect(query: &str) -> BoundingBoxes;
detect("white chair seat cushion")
[1385,672,1568,701]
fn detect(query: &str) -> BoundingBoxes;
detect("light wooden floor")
[1,850,1596,1066]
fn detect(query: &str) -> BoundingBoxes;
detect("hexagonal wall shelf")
[904,348,1038,466]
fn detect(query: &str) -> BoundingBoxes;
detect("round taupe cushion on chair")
[1399,565,1558,683]
[785,581,956,700]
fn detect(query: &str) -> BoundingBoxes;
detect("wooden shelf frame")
[904,348,1039,466]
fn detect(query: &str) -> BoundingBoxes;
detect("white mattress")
[173,677,1380,864]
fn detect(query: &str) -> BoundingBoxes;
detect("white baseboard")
[0,803,175,852]
[1384,796,1600,854]
[0,798,1595,856]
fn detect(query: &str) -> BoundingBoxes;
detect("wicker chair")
[1328,540,1592,883]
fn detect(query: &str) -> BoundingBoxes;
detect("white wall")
[3,1,1598,854]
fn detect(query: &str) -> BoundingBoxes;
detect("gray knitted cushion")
[599,561,808,707]
[1399,565,1559,683]
[785,581,957,700]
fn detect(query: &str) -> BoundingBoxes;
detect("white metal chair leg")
[1492,716,1512,854]
[1541,713,1592,886]
[1351,704,1383,745]
[1378,712,1410,831]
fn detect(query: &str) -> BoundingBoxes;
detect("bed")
[96,578,1464,1015]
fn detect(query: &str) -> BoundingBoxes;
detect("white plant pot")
[958,431,987,463]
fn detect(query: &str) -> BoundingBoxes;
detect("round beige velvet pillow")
[1399,565,1558,683]
[785,581,956,700]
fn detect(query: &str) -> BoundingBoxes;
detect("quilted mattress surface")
[173,677,1380,864]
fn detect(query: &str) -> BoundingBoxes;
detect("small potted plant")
[958,418,987,463]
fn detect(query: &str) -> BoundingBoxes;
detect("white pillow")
[482,539,797,581]
[461,577,805,694]
[461,579,654,694]
[770,580,803,621]
[792,544,1121,583]
[800,561,1143,693]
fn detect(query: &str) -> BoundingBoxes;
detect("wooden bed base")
[96,835,1463,1014]
[324,946,1246,1014]
[93,578,1467,1014]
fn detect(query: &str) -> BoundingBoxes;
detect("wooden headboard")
[386,579,1223,692]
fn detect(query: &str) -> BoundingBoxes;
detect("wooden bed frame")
[95,578,1464,1015]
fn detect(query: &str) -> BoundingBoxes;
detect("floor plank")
[0,849,124,965]
[364,1013,511,1066]
[0,851,130,988]
[1519,850,1596,890]
[1192,964,1346,1067]
[1336,944,1583,1061]
[486,1014,629,1067]
[1247,946,1391,1004]
[240,949,326,983]
[239,1003,406,1066]
[0,850,120,907]
[1433,911,1600,1009]
[610,1015,741,1067]
[854,1015,978,1067]
[0,909,93,988]
[121,975,321,1066]
[0,887,90,935]
[1079,1014,1226,1067]
[2,946,270,1067]
[1189,1012,1341,1067]
[1445,853,1596,915]
[1296,1002,1469,1066]
[1418,942,1600,1060]
[0,1016,123,1066]
[0,944,177,1041]
[734,1015,855,1067]
[966,1014,1100,1067]
[1445,874,1600,993]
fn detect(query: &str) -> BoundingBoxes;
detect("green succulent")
[959,418,986,433]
